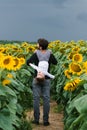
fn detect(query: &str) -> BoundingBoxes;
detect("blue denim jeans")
[32,78,51,122]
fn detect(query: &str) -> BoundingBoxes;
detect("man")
[27,38,57,126]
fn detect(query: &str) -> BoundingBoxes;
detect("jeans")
[32,78,51,122]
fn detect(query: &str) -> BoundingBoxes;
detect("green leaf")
[0,113,13,130]
[10,79,25,91]
[67,92,84,114]
[83,83,87,90]
[0,86,6,96]
[16,104,23,115]
[74,95,87,113]
[80,74,87,81]
[1,108,10,116]
[79,120,87,130]
[4,86,16,97]
[20,68,31,76]
[7,99,17,114]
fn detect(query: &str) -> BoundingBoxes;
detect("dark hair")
[37,38,49,50]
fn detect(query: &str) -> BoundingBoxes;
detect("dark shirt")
[27,51,57,79]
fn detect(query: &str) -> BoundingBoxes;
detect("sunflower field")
[0,40,87,130]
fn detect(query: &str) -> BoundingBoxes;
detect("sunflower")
[3,46,10,54]
[2,79,11,86]
[69,40,76,45]
[48,43,53,49]
[0,52,4,57]
[0,52,4,67]
[67,52,77,60]
[64,69,71,79]
[78,40,86,46]
[64,82,75,91]
[13,57,22,71]
[1,55,15,70]
[12,47,22,52]
[69,62,82,75]
[48,40,60,49]
[26,46,35,52]
[55,40,61,44]
[83,61,87,69]
[72,53,83,63]
[0,47,6,53]
[65,44,72,49]
[59,47,66,53]
[6,73,13,78]
[83,61,87,73]
[72,46,80,52]
[64,78,81,91]
[74,78,81,84]
[21,42,29,47]
[19,57,25,65]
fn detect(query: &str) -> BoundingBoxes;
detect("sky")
[0,0,87,42]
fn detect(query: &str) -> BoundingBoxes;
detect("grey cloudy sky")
[0,0,87,42]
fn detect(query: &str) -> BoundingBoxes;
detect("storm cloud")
[0,0,87,42]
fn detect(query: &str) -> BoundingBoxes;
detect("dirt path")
[26,100,64,130]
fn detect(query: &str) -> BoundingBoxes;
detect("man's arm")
[26,53,38,66]
[29,63,55,79]
[49,54,57,65]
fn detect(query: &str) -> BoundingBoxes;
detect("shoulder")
[34,49,40,54]
[34,49,38,53]
[29,51,38,58]
[47,49,52,54]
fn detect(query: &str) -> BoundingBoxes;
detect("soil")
[26,100,64,130]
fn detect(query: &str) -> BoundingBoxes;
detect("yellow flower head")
[2,79,11,86]
[0,47,6,53]
[19,57,25,65]
[64,78,81,91]
[1,55,15,70]
[74,78,81,84]
[21,42,29,47]
[0,52,4,67]
[83,61,87,73]
[72,53,83,63]
[72,46,80,52]
[7,73,13,78]
[69,62,82,75]
[64,69,72,79]
[64,82,75,91]
[83,61,87,69]
[68,52,77,60]
[26,46,35,52]
[59,47,66,54]
[13,57,21,71]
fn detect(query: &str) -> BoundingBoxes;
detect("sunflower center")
[71,64,81,72]
[74,55,80,61]
[4,58,10,65]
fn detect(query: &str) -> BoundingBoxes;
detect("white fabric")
[38,61,49,72]
[29,63,55,79]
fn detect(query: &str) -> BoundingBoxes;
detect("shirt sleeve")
[49,53,57,65]
[26,53,39,66]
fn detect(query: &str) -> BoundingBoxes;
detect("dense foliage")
[0,40,87,130]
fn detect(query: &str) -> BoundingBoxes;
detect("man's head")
[37,38,49,50]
